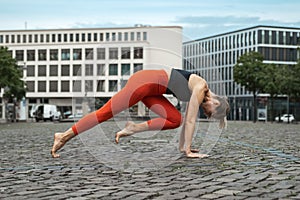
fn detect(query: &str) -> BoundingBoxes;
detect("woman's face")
[201,97,220,118]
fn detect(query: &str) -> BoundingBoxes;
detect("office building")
[183,25,300,120]
[0,26,182,120]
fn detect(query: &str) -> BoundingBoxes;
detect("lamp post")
[233,84,241,121]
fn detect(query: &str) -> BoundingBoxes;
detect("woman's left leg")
[115,95,182,143]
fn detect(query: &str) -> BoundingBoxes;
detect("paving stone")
[0,121,299,199]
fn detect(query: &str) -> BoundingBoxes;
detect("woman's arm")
[183,77,208,158]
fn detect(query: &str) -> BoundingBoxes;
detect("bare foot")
[51,133,66,158]
[186,152,209,158]
[115,121,135,144]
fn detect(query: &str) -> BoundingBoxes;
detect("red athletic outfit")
[72,70,183,135]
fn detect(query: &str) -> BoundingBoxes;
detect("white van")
[34,104,61,122]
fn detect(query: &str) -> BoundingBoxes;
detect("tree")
[0,46,25,100]
[233,51,265,122]
[259,64,281,122]
[0,46,26,122]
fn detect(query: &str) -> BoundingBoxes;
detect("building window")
[118,32,122,41]
[73,49,82,60]
[73,65,82,76]
[23,35,27,43]
[70,34,73,42]
[49,65,58,76]
[61,65,70,76]
[121,47,130,59]
[85,64,93,76]
[85,80,93,92]
[11,35,15,43]
[134,47,143,59]
[61,81,70,92]
[61,49,70,60]
[94,33,97,41]
[38,49,47,61]
[109,64,118,75]
[46,34,50,43]
[97,64,105,76]
[97,48,105,60]
[38,65,47,76]
[137,32,141,41]
[100,33,104,41]
[73,80,81,92]
[76,33,80,42]
[130,32,135,41]
[50,49,58,60]
[82,33,85,42]
[112,32,116,41]
[50,81,58,92]
[88,33,92,42]
[27,65,35,77]
[26,81,35,92]
[121,64,130,75]
[58,34,62,42]
[143,32,147,41]
[109,80,118,92]
[106,33,110,41]
[34,34,38,43]
[40,34,44,43]
[97,80,105,92]
[0,35,3,43]
[62,34,67,42]
[16,50,24,61]
[52,34,56,42]
[38,81,46,92]
[134,63,143,72]
[27,50,35,61]
[109,48,118,59]
[85,48,93,60]
[124,32,128,41]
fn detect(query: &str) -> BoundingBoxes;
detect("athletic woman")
[51,68,230,158]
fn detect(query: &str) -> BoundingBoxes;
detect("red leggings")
[72,70,183,135]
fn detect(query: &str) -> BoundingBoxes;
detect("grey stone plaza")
[0,120,299,199]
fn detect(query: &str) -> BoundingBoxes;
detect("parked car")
[34,104,61,122]
[67,113,83,119]
[275,114,295,123]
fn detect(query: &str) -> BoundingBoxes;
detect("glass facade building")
[183,25,300,121]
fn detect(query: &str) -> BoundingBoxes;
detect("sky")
[1,0,300,40]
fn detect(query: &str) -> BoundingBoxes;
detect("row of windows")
[0,31,147,44]
[13,47,143,62]
[26,79,124,93]
[258,47,298,62]
[22,63,143,77]
[184,29,300,56]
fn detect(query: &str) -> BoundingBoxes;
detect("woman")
[51,68,230,158]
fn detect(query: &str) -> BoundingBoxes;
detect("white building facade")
[184,26,300,121]
[0,26,182,120]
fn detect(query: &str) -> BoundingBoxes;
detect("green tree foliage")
[0,46,25,101]
[233,51,265,122]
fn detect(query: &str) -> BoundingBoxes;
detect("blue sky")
[1,0,300,40]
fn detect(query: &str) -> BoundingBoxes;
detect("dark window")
[73,80,81,92]
[97,80,105,92]
[121,47,130,59]
[109,48,118,59]
[61,81,69,92]
[73,49,82,60]
[73,65,82,76]
[27,65,35,77]
[16,50,24,61]
[61,49,70,60]
[61,65,70,76]
[97,48,105,60]
[121,64,130,75]
[97,64,105,76]
[50,81,58,92]
[109,64,118,75]
[49,65,58,76]
[85,48,93,60]
[134,47,143,59]
[50,49,58,60]
[85,80,93,92]
[27,50,35,61]
[38,81,46,92]
[38,65,47,76]
[85,64,93,76]
[26,81,35,92]
[38,49,47,61]
[109,80,118,92]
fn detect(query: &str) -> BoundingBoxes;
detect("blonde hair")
[212,95,230,129]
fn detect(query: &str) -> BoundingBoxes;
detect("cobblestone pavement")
[0,120,299,199]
